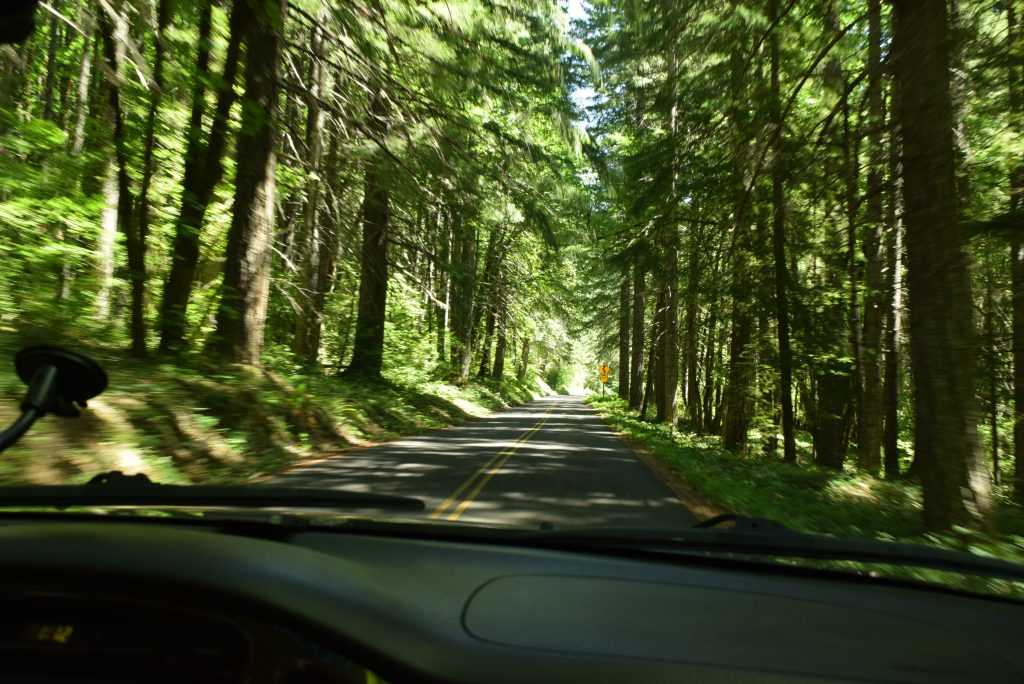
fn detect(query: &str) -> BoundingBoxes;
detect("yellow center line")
[428,401,557,520]
[445,414,552,521]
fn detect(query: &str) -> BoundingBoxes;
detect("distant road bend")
[282,395,695,528]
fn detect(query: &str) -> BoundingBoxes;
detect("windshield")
[2,0,1024,595]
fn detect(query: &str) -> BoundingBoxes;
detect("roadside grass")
[0,337,549,485]
[587,394,1024,593]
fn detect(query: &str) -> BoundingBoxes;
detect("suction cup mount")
[0,346,108,452]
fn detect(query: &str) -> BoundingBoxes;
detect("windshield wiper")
[512,515,1024,584]
[0,471,424,512]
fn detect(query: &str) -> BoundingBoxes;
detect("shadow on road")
[281,396,694,529]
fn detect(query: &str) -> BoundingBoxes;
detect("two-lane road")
[281,395,694,528]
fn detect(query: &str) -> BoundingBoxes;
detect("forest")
[0,0,1022,538]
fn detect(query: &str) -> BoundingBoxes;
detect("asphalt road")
[281,395,695,528]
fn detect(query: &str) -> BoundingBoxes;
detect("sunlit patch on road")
[279,396,694,528]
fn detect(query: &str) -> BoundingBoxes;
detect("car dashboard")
[0,518,1022,683]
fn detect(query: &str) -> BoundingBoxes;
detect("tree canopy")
[2,0,1024,535]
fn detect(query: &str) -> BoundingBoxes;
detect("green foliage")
[4,0,1024,547]
[0,333,548,485]
[588,394,1024,597]
[588,394,923,538]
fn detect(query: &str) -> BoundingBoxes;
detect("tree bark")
[883,121,905,480]
[449,212,478,382]
[629,265,646,409]
[132,0,170,356]
[474,230,503,379]
[517,336,530,383]
[41,2,61,122]
[857,0,885,474]
[618,264,630,400]
[477,303,496,378]
[660,232,680,427]
[984,280,1000,485]
[208,0,285,365]
[435,207,451,364]
[492,292,507,379]
[1008,5,1024,504]
[843,89,866,472]
[812,371,850,469]
[345,90,391,378]
[292,19,329,363]
[303,128,341,364]
[684,226,702,428]
[892,0,991,531]
[770,0,795,463]
[722,307,753,451]
[702,298,720,434]
[721,12,753,451]
[95,165,118,320]
[98,2,145,355]
[159,0,246,352]
[640,292,661,421]
[653,287,667,422]
[660,52,681,428]
[69,17,92,156]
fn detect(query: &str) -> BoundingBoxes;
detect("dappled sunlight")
[830,479,881,502]
[280,396,694,528]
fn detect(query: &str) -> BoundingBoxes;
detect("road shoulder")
[586,401,728,522]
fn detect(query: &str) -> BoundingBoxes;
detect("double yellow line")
[429,401,557,521]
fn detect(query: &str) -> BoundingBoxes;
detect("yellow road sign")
[600,375,608,383]
[598,363,611,375]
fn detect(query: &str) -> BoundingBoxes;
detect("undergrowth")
[0,336,549,485]
[587,394,1024,598]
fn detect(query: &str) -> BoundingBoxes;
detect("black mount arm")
[0,346,107,453]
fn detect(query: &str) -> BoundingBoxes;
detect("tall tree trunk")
[478,303,496,378]
[475,232,502,379]
[0,35,36,126]
[856,0,886,474]
[303,129,341,363]
[684,227,701,428]
[640,294,661,421]
[517,336,530,383]
[949,0,971,208]
[722,308,753,451]
[492,292,507,379]
[702,300,720,434]
[882,109,905,480]
[770,0,795,462]
[69,21,92,156]
[95,165,118,320]
[131,0,169,355]
[984,280,1000,486]
[449,212,478,382]
[100,2,144,354]
[653,287,668,422]
[41,3,61,122]
[469,227,501,378]
[208,0,285,365]
[629,265,646,409]
[660,232,680,427]
[660,52,681,428]
[293,19,328,363]
[721,11,753,451]
[1008,5,1024,504]
[618,264,630,400]
[159,0,246,352]
[812,371,850,469]
[843,89,866,472]
[892,0,991,531]
[435,207,451,364]
[345,89,391,378]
